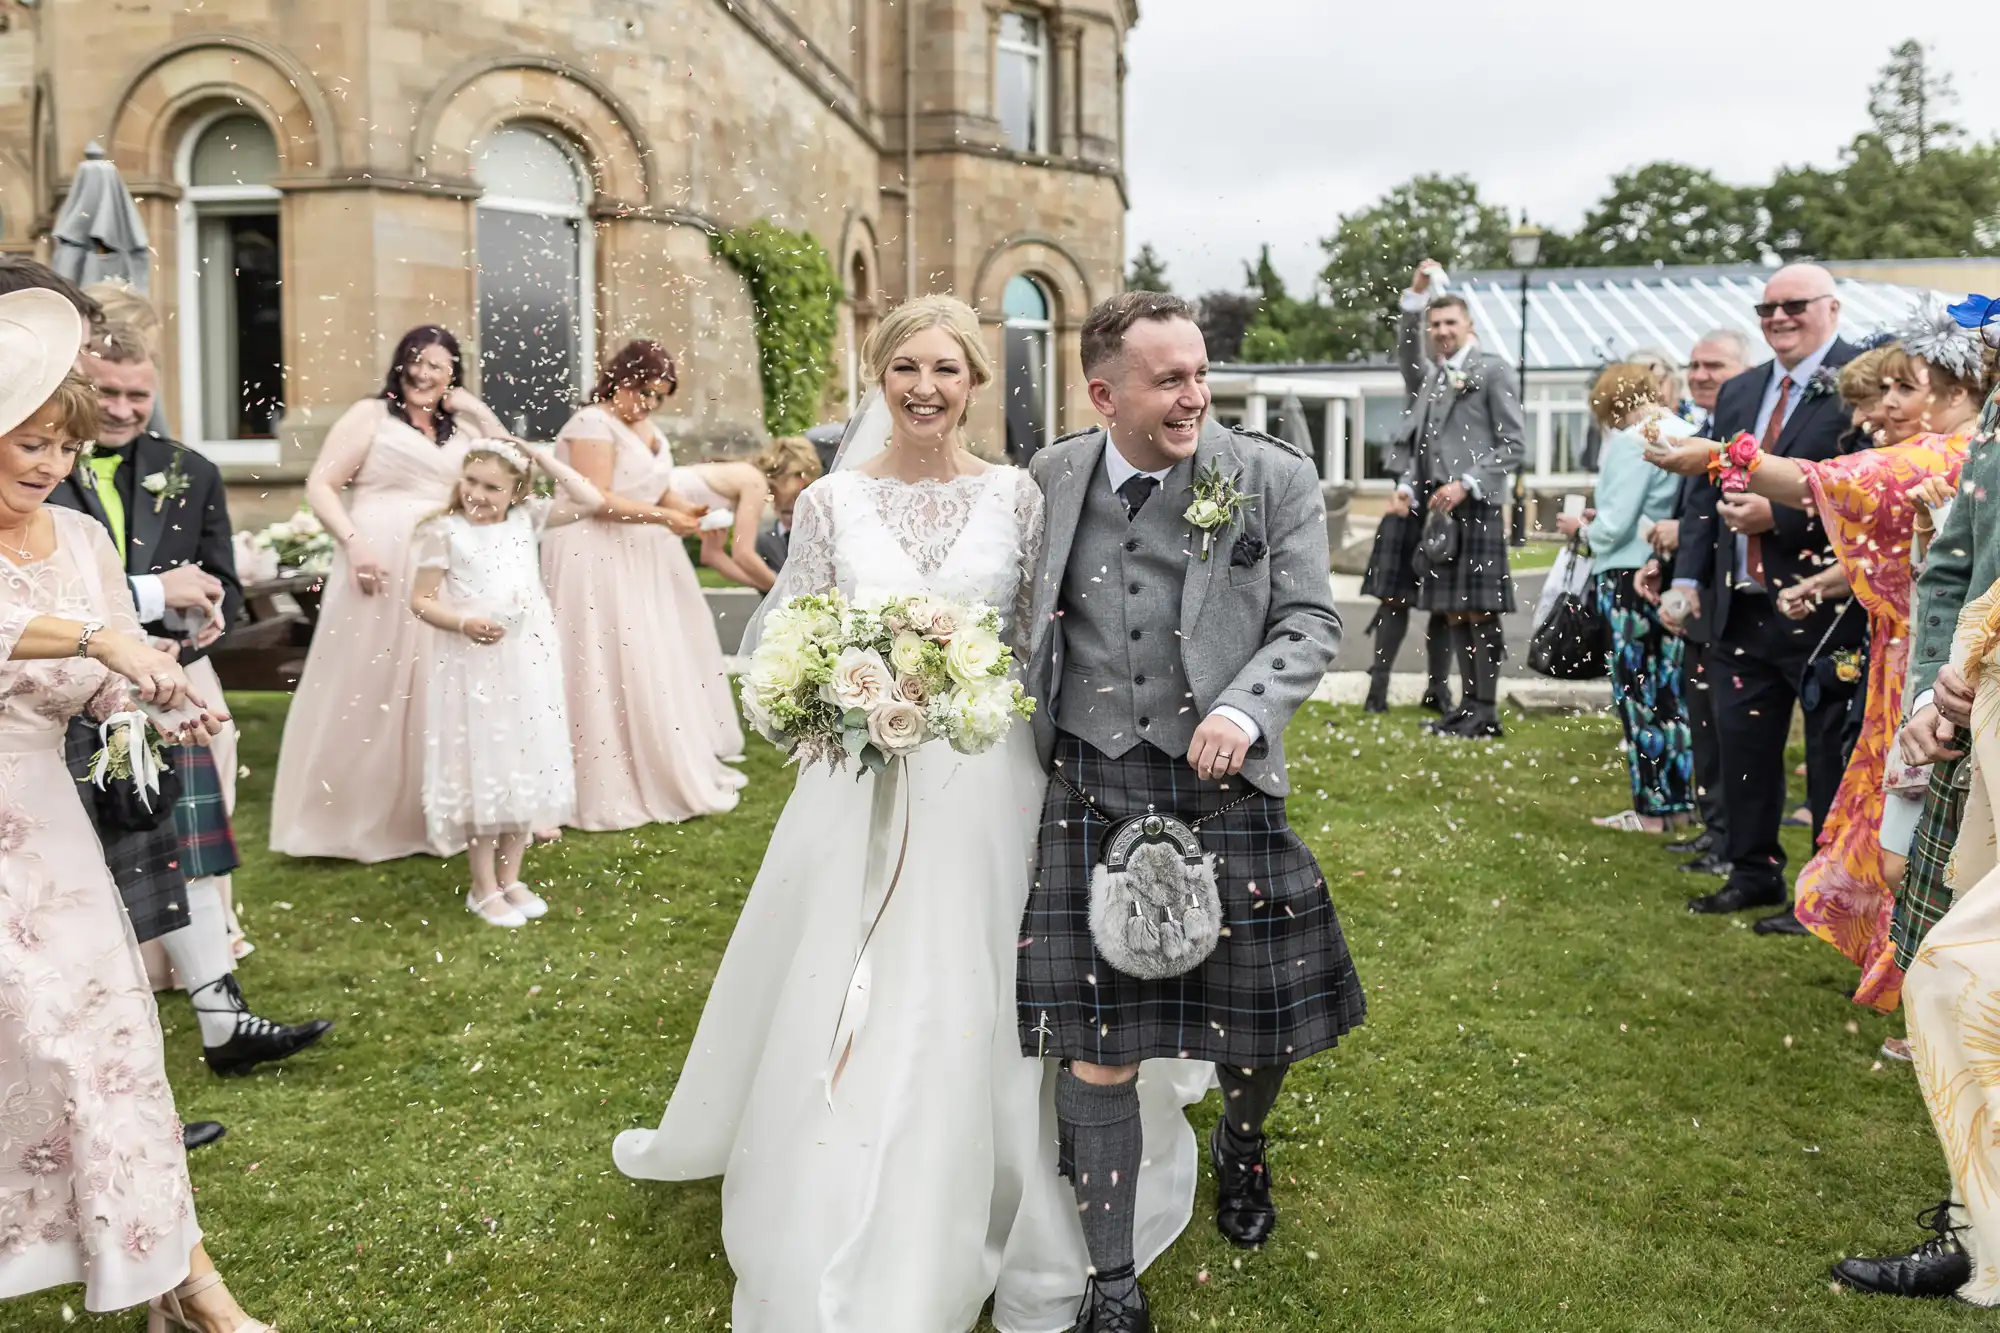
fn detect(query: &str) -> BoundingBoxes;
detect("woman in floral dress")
[0,290,272,1328]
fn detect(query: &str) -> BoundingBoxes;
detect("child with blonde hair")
[410,440,601,926]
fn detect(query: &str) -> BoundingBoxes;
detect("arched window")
[475,124,593,439]
[177,112,285,460]
[1003,274,1055,464]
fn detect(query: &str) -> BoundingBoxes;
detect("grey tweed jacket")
[1394,306,1526,500]
[1024,420,1343,797]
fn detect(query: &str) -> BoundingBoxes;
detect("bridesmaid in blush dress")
[269,327,504,863]
[543,340,746,831]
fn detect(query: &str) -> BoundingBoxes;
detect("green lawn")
[1509,541,1566,573]
[16,697,1968,1331]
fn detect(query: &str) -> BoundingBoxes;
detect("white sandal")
[148,1270,276,1332]
[1591,810,1657,832]
[466,889,526,929]
[503,881,548,921]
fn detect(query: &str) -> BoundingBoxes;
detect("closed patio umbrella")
[51,143,151,294]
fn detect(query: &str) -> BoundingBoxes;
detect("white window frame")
[1003,274,1057,455]
[996,11,1051,154]
[474,125,597,428]
[175,108,283,466]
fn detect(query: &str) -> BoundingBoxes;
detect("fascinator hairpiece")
[1948,293,2000,350]
[1896,294,1987,380]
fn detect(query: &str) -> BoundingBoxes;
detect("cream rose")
[829,646,894,710]
[1185,498,1227,529]
[866,698,927,753]
[889,631,929,677]
[749,641,808,699]
[897,672,932,707]
[944,625,1006,687]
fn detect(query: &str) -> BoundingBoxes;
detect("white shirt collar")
[1439,340,1476,374]
[1774,335,1838,391]
[1101,432,1172,491]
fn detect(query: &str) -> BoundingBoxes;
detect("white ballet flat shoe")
[466,890,527,928]
[504,881,549,920]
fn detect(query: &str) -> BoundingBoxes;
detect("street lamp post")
[1506,217,1543,546]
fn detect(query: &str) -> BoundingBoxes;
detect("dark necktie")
[1117,474,1159,521]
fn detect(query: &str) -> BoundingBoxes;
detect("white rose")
[944,625,1005,688]
[889,631,928,677]
[750,641,808,699]
[944,679,1016,751]
[292,509,324,535]
[829,647,894,710]
[140,472,168,495]
[1185,498,1227,529]
[866,698,927,753]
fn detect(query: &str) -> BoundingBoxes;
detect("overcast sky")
[1122,1,2000,295]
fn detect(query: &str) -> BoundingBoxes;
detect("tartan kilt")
[167,743,239,880]
[1417,497,1516,615]
[1017,734,1366,1067]
[1894,756,1968,972]
[64,717,188,944]
[1360,509,1422,602]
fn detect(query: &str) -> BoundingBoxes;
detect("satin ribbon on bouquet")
[87,710,165,810]
[823,761,913,1107]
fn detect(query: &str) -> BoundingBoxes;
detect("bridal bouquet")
[247,506,335,575]
[742,590,1035,774]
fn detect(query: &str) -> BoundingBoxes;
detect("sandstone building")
[0,0,1136,485]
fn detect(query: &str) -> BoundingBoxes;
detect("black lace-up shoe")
[1209,1120,1277,1247]
[198,976,335,1077]
[1832,1202,1972,1298]
[1070,1265,1150,1332]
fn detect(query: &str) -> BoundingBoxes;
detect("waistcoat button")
[1251,683,1266,695]
[1139,716,1151,728]
[1124,540,1139,552]
[1130,629,1143,641]
[1134,674,1147,686]
[1273,658,1287,670]
[1129,582,1141,594]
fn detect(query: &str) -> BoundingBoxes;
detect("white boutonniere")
[1184,461,1257,561]
[142,453,191,513]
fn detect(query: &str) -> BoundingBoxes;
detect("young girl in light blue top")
[1559,363,1697,832]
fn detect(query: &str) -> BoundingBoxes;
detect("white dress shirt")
[1101,438,1263,748]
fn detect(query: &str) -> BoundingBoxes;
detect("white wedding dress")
[613,465,1209,1333]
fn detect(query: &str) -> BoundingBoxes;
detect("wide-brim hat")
[0,289,86,438]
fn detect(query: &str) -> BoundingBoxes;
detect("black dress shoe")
[1832,1201,1971,1298]
[1419,688,1451,715]
[1209,1121,1277,1247]
[1664,831,1714,855]
[197,976,334,1078]
[1070,1265,1150,1332]
[182,1121,227,1151]
[1423,706,1471,735]
[1435,707,1504,740]
[1753,906,1810,936]
[1687,880,1787,915]
[1677,852,1732,876]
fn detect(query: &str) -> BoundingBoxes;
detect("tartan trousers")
[1895,756,1969,972]
[1017,734,1366,1068]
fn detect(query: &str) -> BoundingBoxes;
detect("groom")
[1018,292,1365,1330]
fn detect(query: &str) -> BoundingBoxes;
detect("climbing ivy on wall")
[709,222,844,436]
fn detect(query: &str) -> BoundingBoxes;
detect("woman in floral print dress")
[0,289,272,1329]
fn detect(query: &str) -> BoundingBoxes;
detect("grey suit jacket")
[1394,306,1527,499]
[1024,421,1343,797]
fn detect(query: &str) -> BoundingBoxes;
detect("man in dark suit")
[53,322,331,1078]
[1663,264,1865,932]
[1640,329,1749,876]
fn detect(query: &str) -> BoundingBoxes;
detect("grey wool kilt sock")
[1055,1065,1143,1278]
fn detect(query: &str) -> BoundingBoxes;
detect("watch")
[75,620,105,659]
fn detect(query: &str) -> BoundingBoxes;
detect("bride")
[612,295,1207,1331]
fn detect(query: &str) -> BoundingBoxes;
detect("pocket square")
[1230,533,1267,568]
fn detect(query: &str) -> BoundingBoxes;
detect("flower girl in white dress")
[409,441,601,927]
[612,298,1208,1333]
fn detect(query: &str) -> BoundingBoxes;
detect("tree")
[1569,162,1764,266]
[1315,174,1511,359]
[1766,42,2000,260]
[1869,40,1959,164]
[1125,242,1172,293]
[1239,245,1336,363]
[1195,290,1257,362]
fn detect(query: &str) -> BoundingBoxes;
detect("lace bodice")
[0,507,136,734]
[771,468,1045,646]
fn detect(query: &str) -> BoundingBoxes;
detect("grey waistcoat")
[1054,462,1196,760]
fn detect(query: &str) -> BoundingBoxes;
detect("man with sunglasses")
[1666,264,1864,931]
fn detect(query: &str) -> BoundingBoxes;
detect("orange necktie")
[1745,375,1793,587]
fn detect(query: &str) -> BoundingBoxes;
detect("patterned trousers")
[1597,569,1694,817]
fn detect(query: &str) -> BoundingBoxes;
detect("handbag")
[82,714,183,834]
[1056,771,1257,981]
[1798,601,1867,713]
[1526,545,1611,681]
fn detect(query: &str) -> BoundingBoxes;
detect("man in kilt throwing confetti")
[1016,292,1364,1331]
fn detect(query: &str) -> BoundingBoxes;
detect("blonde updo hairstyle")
[1588,362,1664,431]
[861,295,994,427]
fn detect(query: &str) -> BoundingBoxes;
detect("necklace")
[0,523,34,561]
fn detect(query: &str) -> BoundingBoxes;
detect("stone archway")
[972,234,1095,329]
[105,33,335,192]
[416,58,652,210]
